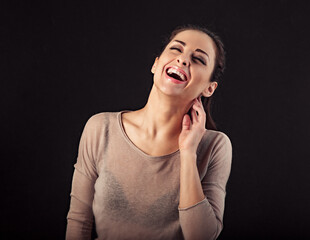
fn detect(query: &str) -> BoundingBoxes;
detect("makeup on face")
[165,66,188,84]
[169,40,209,66]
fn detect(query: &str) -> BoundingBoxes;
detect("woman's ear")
[202,81,218,97]
[151,57,159,74]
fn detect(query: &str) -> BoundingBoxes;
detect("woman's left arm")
[178,97,232,240]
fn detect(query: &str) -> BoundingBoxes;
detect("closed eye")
[170,45,206,65]
[170,47,182,52]
[193,56,206,65]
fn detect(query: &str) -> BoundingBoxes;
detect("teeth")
[167,68,186,81]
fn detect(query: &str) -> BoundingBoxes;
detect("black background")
[1,0,310,239]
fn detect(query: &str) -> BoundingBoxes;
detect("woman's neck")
[137,85,192,140]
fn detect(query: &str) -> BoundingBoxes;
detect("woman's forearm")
[179,150,205,209]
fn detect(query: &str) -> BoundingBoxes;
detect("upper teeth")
[167,68,186,81]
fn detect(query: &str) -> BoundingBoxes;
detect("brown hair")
[158,24,226,130]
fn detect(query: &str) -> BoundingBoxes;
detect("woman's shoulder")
[197,129,232,156]
[197,129,232,167]
[87,111,118,122]
[83,111,121,131]
[203,129,231,145]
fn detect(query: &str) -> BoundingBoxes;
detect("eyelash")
[193,56,206,65]
[170,47,206,65]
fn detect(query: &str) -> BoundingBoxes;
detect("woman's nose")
[177,55,190,66]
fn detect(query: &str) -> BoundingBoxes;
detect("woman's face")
[152,30,218,101]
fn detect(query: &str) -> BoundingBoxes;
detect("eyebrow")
[173,40,210,61]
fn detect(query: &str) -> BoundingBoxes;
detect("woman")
[66,25,232,240]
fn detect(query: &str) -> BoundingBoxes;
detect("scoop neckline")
[117,111,180,159]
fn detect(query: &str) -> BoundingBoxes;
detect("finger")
[192,101,205,115]
[191,98,203,110]
[182,114,191,130]
[190,107,198,123]
[192,101,206,122]
[196,96,203,107]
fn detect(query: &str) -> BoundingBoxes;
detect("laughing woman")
[66,25,232,240]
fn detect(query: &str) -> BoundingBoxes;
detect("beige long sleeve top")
[66,111,232,240]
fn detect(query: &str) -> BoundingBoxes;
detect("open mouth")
[166,67,188,82]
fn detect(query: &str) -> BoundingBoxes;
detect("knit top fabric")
[66,111,232,240]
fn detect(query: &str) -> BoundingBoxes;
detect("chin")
[154,80,185,96]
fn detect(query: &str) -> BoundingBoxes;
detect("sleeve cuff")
[178,197,209,211]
